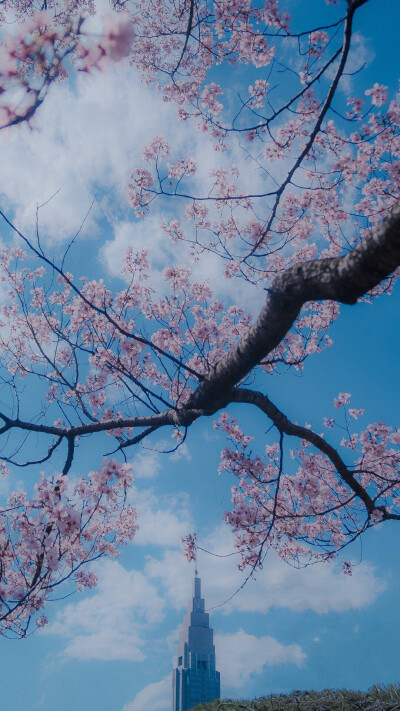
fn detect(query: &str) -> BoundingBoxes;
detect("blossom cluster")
[181,533,198,563]
[0,246,253,420]
[0,460,137,636]
[0,0,399,632]
[0,11,135,128]
[128,82,399,315]
[217,412,400,570]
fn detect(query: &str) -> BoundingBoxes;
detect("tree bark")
[187,203,400,410]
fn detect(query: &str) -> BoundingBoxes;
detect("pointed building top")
[192,575,202,607]
[172,575,220,711]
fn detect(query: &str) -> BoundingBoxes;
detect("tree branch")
[230,387,378,516]
[187,202,400,409]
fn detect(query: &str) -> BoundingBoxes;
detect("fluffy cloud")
[146,525,386,615]
[335,31,375,95]
[0,51,265,315]
[0,67,176,243]
[43,559,164,661]
[222,553,386,616]
[129,485,193,548]
[42,488,193,661]
[0,56,270,345]
[131,440,192,480]
[145,549,193,609]
[169,442,192,462]
[41,518,385,669]
[216,629,305,689]
[100,212,262,315]
[133,449,163,479]
[122,675,171,711]
[124,630,305,707]
[100,217,179,295]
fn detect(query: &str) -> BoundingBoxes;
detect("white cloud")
[43,559,164,661]
[0,44,267,321]
[216,629,305,689]
[168,442,192,462]
[123,632,304,708]
[123,675,171,711]
[100,216,178,295]
[39,513,385,680]
[226,554,386,615]
[100,212,264,316]
[41,511,384,665]
[130,486,193,548]
[146,524,386,615]
[131,438,192,482]
[41,485,193,662]
[145,549,193,609]
[133,449,162,479]
[166,624,183,656]
[0,65,176,243]
[60,628,146,663]
[324,32,375,96]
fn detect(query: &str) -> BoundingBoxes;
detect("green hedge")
[192,685,400,711]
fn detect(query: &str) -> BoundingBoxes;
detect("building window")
[178,656,182,666]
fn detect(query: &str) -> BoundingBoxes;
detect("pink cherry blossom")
[334,392,351,408]
[0,0,398,633]
[181,533,198,563]
[365,83,388,107]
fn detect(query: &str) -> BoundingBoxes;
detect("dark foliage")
[194,686,400,711]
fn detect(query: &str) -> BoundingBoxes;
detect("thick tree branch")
[0,407,210,440]
[0,205,399,461]
[187,203,400,409]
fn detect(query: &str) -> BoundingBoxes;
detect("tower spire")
[172,575,220,711]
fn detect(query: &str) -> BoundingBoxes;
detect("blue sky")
[0,1,399,710]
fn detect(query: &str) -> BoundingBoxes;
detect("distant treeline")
[193,685,400,711]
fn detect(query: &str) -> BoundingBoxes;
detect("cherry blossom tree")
[0,0,399,637]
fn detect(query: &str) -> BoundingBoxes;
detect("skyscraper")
[172,574,220,711]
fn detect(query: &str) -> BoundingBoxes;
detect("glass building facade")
[172,576,220,711]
